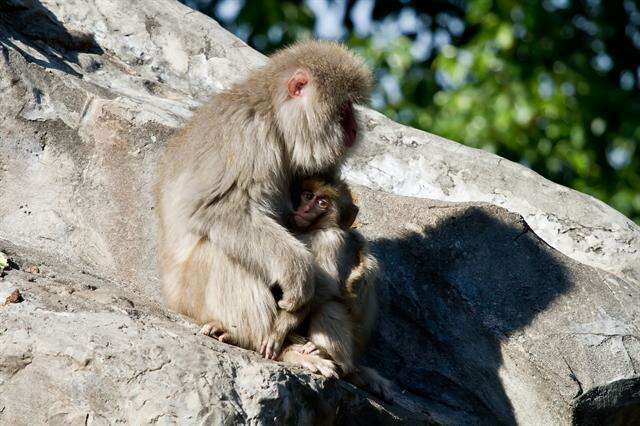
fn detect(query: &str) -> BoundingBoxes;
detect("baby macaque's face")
[293,189,331,229]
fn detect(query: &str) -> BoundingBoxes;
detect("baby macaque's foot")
[200,321,230,343]
[300,354,339,379]
[278,344,339,379]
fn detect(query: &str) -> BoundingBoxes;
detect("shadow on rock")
[0,0,103,77]
[363,206,572,424]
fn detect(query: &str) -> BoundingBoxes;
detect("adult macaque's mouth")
[340,102,357,148]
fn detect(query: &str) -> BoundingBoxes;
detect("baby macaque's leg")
[278,344,339,379]
[260,308,307,360]
[307,301,355,374]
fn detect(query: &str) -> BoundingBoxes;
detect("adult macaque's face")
[340,102,357,148]
[294,190,330,229]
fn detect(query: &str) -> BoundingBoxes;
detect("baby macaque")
[279,177,394,399]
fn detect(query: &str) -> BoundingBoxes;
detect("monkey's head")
[268,41,373,174]
[292,178,359,232]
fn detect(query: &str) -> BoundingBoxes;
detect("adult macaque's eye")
[302,191,314,201]
[317,199,328,209]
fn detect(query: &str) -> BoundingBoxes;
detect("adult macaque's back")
[155,41,372,358]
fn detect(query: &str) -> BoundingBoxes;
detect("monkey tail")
[345,250,367,295]
[346,366,396,402]
[344,232,378,296]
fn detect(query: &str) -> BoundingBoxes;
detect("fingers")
[269,341,282,360]
[201,323,232,346]
[320,366,339,379]
[273,338,284,359]
[294,352,339,379]
[314,358,339,379]
[300,358,319,374]
[277,298,294,311]
[265,340,274,359]
[261,337,281,360]
[302,341,319,355]
[266,342,274,359]
[200,323,213,336]
[262,332,287,360]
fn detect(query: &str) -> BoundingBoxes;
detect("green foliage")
[187,0,640,223]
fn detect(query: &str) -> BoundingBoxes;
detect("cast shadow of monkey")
[0,0,103,77]
[361,206,572,425]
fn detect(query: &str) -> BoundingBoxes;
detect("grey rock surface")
[0,243,425,425]
[344,109,640,285]
[353,190,640,425]
[0,0,639,424]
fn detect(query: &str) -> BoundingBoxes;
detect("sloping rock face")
[0,0,639,424]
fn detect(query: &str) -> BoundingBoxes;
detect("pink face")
[293,190,330,229]
[287,70,357,149]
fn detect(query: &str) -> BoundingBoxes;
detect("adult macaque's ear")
[341,204,359,229]
[287,69,309,98]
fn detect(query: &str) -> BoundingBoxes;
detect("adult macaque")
[279,177,394,398]
[155,41,372,366]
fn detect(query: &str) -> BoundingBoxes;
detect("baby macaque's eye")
[317,198,328,209]
[302,191,314,201]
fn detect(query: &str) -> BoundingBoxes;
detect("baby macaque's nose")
[303,200,315,213]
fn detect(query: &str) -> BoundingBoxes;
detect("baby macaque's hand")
[200,321,231,343]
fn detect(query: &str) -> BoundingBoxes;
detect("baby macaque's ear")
[341,203,359,229]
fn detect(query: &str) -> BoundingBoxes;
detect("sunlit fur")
[270,41,372,174]
[156,41,371,357]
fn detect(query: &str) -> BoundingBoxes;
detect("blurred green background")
[181,0,640,223]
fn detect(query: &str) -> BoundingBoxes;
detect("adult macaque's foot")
[200,322,230,343]
[260,334,284,360]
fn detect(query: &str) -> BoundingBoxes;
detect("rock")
[353,189,640,424]
[0,251,424,424]
[344,110,640,285]
[0,0,638,424]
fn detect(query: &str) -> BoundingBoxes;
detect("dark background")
[181,0,640,223]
